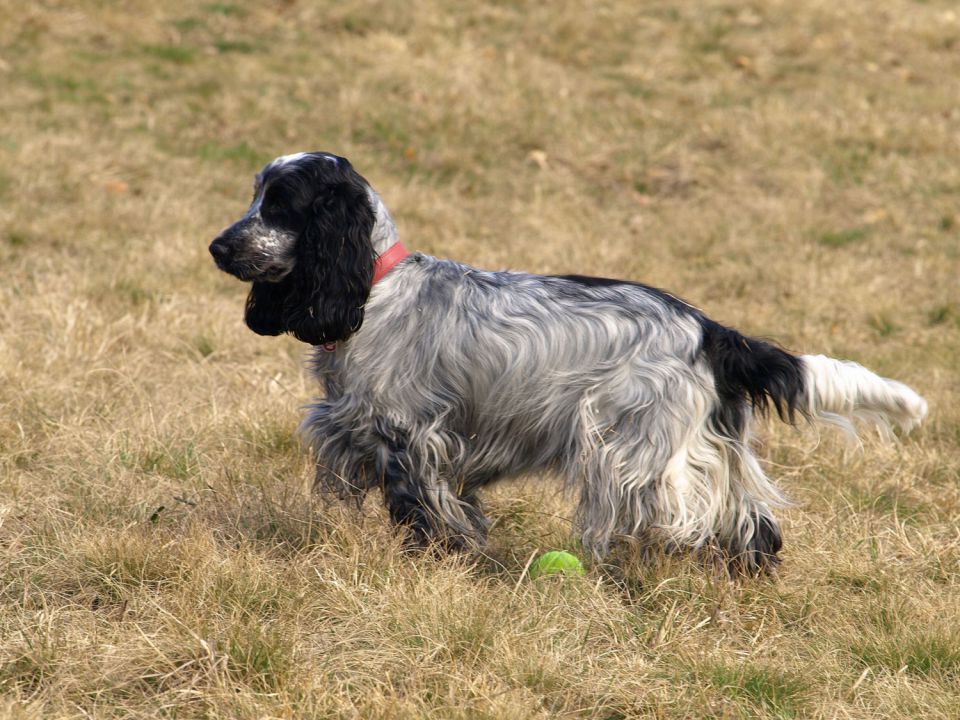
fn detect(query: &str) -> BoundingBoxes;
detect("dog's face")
[209,152,377,345]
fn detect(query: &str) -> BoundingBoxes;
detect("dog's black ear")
[244,279,290,337]
[284,178,376,345]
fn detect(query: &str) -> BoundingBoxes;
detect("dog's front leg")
[377,427,487,551]
[303,401,379,499]
[379,445,438,547]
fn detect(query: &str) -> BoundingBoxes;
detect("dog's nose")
[209,238,231,260]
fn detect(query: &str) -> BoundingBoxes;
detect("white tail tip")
[800,354,927,434]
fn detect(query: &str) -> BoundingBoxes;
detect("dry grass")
[2,0,959,717]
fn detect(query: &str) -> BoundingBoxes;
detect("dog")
[210,151,927,573]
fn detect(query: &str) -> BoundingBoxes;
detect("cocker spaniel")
[210,151,927,573]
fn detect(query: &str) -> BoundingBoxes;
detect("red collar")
[320,242,409,352]
[372,242,410,285]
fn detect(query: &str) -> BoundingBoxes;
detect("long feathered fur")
[211,151,928,574]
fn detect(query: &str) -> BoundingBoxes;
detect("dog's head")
[209,152,377,345]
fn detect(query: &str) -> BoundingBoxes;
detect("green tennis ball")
[529,551,586,580]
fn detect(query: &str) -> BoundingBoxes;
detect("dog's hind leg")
[710,443,785,575]
[572,371,787,574]
[571,394,677,562]
[726,506,783,575]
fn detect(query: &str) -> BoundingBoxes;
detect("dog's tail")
[797,353,927,434]
[700,319,927,434]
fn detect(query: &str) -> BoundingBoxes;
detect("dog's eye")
[261,188,294,225]
[261,187,282,211]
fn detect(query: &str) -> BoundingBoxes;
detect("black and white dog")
[210,151,927,573]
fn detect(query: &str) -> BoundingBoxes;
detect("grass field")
[2,1,959,717]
